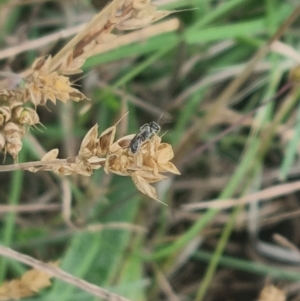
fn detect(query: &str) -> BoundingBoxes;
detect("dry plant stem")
[0,245,133,301]
[153,263,181,301]
[171,60,292,109]
[261,208,300,228]
[0,204,61,213]
[183,180,300,211]
[0,24,85,60]
[61,178,75,229]
[86,222,146,233]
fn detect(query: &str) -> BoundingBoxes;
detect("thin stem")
[0,159,71,172]
[0,245,132,301]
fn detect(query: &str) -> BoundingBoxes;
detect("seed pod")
[4,122,24,161]
[9,101,23,111]
[0,132,6,151]
[6,139,22,161]
[0,106,11,126]
[4,122,23,144]
[14,107,40,125]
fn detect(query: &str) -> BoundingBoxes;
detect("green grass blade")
[0,151,25,282]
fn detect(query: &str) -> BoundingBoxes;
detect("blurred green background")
[1,0,300,300]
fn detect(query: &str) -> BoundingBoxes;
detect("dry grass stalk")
[0,0,174,160]
[182,180,300,211]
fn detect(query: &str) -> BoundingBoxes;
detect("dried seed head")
[3,122,24,161]
[14,107,40,126]
[4,122,24,144]
[6,140,22,161]
[101,126,179,202]
[26,71,87,106]
[9,101,24,111]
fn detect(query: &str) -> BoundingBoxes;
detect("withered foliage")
[0,263,57,300]
[0,0,173,160]
[31,121,180,203]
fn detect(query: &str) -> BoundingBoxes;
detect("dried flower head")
[103,131,180,203]
[26,118,180,203]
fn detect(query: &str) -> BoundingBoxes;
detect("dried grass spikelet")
[0,106,11,127]
[96,124,117,156]
[0,88,28,103]
[26,56,87,107]
[78,124,99,160]
[116,2,172,30]
[4,122,24,161]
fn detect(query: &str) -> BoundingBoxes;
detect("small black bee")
[129,121,161,154]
